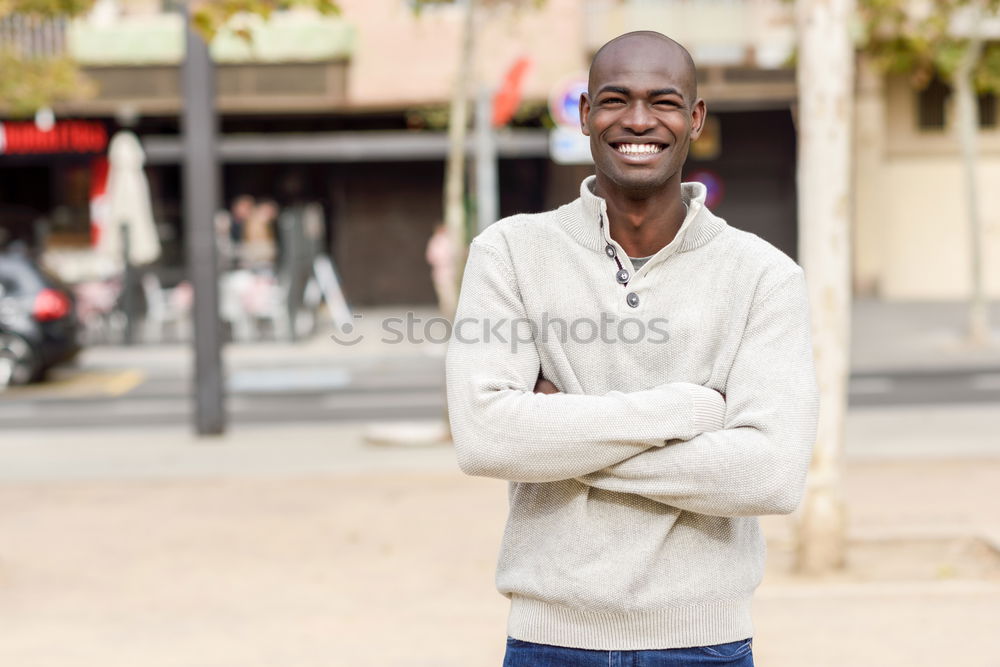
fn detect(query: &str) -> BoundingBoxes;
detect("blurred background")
[0,1,998,665]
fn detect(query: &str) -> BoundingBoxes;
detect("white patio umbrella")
[98,130,161,267]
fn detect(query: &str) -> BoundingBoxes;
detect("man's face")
[580,37,706,197]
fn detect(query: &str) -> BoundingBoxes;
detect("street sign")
[547,72,592,165]
[547,72,588,128]
[549,126,593,165]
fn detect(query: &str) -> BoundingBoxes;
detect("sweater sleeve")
[574,268,820,517]
[445,239,727,483]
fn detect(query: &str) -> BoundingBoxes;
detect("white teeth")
[616,143,663,155]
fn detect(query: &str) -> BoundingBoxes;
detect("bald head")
[589,31,698,103]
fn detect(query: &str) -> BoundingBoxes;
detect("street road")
[0,355,998,430]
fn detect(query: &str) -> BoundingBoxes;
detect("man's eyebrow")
[595,85,630,96]
[649,87,684,98]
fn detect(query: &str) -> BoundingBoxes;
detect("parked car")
[0,243,82,389]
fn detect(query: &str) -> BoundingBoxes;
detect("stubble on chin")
[598,166,676,200]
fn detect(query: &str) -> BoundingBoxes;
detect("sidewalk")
[0,411,998,667]
[60,299,1000,378]
[850,298,1000,373]
[14,299,997,406]
[73,305,447,378]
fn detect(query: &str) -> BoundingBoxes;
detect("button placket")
[599,214,630,288]
[599,215,642,310]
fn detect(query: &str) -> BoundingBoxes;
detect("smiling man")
[445,31,819,666]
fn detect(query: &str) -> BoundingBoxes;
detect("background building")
[854,60,1000,300]
[2,0,998,304]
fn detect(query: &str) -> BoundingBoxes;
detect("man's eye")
[602,98,625,105]
[654,99,680,107]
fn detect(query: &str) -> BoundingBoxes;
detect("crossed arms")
[444,240,820,518]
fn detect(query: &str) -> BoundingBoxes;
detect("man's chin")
[603,172,672,199]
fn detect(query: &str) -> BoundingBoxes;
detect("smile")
[613,143,666,156]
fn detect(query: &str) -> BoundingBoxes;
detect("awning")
[141,129,551,165]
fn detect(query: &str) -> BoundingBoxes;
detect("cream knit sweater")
[445,176,819,650]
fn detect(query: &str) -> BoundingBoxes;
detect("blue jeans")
[502,637,754,666]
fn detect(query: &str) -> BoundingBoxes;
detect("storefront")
[0,119,109,249]
[1,112,562,305]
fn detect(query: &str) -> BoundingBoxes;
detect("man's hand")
[534,374,560,394]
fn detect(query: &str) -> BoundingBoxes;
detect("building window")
[979,93,997,128]
[917,77,948,130]
[917,77,998,130]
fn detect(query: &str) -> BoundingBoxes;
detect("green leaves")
[0,0,96,114]
[976,43,1000,92]
[859,0,1000,91]
[0,50,95,116]
[0,0,94,19]
[191,0,340,43]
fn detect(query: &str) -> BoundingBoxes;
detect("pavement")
[0,420,998,667]
[0,299,999,666]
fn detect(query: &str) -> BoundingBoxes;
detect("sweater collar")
[562,175,726,257]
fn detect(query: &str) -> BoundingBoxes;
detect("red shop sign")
[0,120,108,155]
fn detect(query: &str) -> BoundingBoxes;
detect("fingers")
[533,374,560,394]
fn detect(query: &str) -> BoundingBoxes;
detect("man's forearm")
[573,419,816,517]
[447,375,726,483]
[446,240,725,483]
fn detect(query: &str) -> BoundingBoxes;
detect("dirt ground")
[1,459,999,667]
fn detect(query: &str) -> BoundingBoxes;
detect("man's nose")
[621,102,656,133]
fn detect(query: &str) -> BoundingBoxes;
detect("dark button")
[615,269,630,284]
[626,292,639,308]
[605,244,616,258]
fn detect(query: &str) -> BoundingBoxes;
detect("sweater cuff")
[685,385,727,435]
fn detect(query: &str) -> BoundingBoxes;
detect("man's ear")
[690,98,707,141]
[579,93,591,136]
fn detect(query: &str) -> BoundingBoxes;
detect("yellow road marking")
[2,369,146,398]
[103,369,145,397]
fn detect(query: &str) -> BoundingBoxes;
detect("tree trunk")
[793,0,855,575]
[442,0,478,322]
[440,0,478,442]
[955,4,990,345]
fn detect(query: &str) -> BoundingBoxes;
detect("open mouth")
[613,142,667,157]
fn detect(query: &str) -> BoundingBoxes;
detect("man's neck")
[594,175,688,258]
